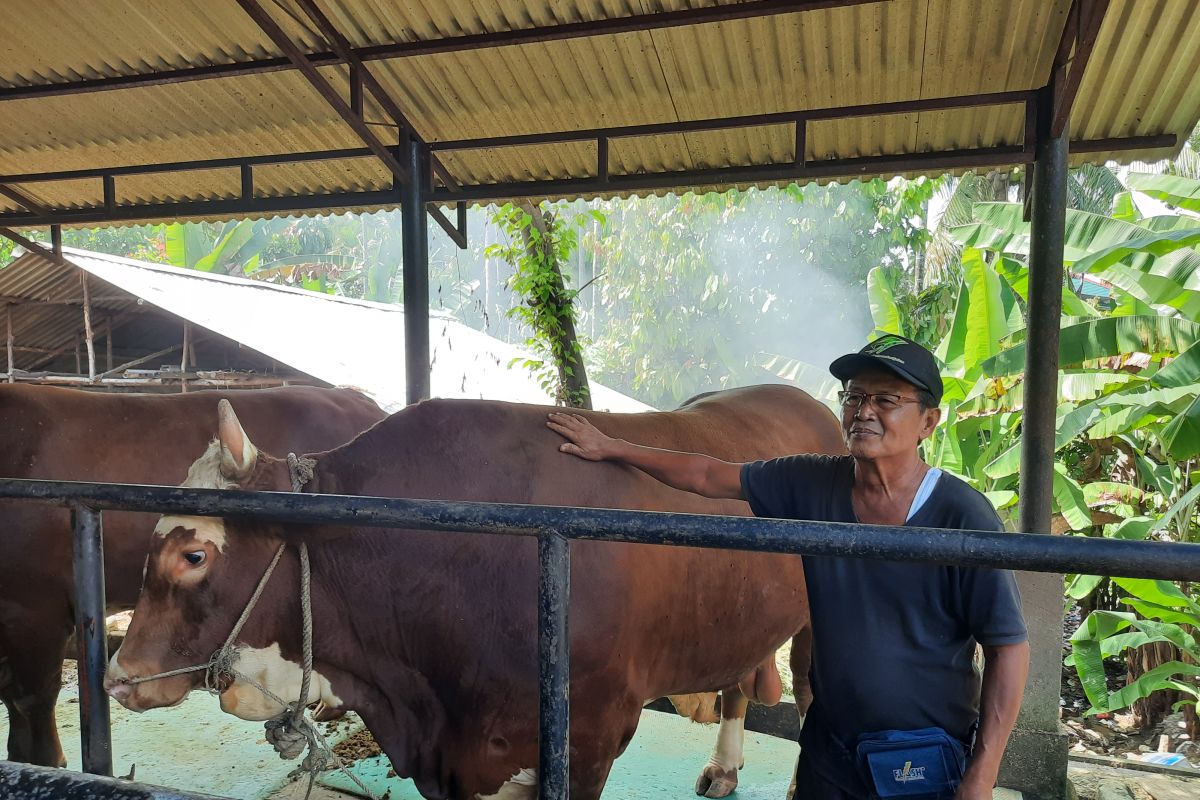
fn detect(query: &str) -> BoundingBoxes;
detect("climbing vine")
[485,201,602,409]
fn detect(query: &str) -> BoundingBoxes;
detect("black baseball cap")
[829,335,944,404]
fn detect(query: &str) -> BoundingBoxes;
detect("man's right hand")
[547,412,620,461]
[547,411,745,500]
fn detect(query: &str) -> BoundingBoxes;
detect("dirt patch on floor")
[330,724,382,763]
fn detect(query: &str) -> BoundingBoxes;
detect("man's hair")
[917,389,938,411]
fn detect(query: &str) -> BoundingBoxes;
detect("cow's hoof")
[695,765,738,798]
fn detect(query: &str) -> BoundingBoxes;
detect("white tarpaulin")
[62,248,650,413]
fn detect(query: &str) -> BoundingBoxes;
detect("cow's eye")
[183,551,207,567]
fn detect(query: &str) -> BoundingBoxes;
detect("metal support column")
[1001,86,1070,800]
[401,137,431,404]
[1020,88,1068,535]
[537,532,570,799]
[71,504,112,776]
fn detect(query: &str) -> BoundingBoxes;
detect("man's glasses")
[837,391,922,413]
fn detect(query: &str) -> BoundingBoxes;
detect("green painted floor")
[9,669,799,799]
[19,669,328,798]
[315,710,798,800]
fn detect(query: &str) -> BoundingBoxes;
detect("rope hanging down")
[125,452,374,800]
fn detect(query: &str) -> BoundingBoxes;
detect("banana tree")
[160,219,287,275]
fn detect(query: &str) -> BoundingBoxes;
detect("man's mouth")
[849,427,880,437]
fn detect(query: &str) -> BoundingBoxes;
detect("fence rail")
[3,477,1200,798]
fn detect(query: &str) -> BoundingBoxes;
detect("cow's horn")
[217,399,258,481]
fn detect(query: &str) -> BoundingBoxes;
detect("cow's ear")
[217,399,258,483]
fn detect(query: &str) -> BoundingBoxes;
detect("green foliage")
[885,160,1200,721]
[485,202,593,407]
[160,219,287,275]
[1068,581,1200,716]
[585,182,938,409]
[1125,173,1200,214]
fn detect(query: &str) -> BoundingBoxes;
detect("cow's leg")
[0,614,70,767]
[785,625,813,800]
[694,686,747,799]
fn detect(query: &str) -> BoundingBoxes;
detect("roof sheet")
[0,247,652,411]
[0,0,1196,223]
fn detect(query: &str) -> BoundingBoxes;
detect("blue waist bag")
[855,728,967,799]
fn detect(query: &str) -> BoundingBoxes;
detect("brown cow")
[0,383,386,768]
[107,386,845,799]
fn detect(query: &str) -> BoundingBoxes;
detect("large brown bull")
[0,384,386,768]
[108,385,844,799]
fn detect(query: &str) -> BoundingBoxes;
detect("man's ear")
[920,407,942,440]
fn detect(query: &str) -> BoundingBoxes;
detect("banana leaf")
[1052,463,1091,531]
[1126,172,1200,214]
[867,266,905,337]
[1074,228,1200,275]
[954,203,1156,263]
[982,315,1200,376]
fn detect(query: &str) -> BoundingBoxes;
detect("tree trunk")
[518,201,592,410]
[1129,641,1178,728]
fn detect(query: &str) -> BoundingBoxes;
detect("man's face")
[840,369,941,460]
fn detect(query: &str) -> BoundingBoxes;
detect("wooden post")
[105,316,113,372]
[74,335,81,374]
[180,321,190,393]
[81,273,96,380]
[5,304,13,383]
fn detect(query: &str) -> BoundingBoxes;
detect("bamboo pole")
[5,304,13,383]
[80,273,96,380]
[180,321,190,393]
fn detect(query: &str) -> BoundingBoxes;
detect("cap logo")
[864,334,908,355]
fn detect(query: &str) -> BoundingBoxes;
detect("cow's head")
[105,400,328,719]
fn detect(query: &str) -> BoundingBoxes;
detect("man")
[548,335,1030,800]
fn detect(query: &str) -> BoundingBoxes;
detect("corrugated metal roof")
[0,0,1196,223]
[0,247,652,411]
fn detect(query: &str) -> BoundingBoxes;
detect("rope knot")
[265,714,309,760]
[287,453,317,493]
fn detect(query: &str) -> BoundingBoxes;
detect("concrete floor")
[298,709,799,800]
[8,672,799,799]
[8,676,1046,799]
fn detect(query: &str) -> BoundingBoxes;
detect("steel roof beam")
[0,89,1042,186]
[235,0,410,184]
[292,0,466,247]
[0,133,1173,226]
[0,1,886,103]
[0,184,52,216]
[1049,0,1110,139]
[429,90,1035,153]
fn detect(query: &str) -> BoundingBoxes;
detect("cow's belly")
[570,540,807,699]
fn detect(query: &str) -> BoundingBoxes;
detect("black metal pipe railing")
[4,476,1200,798]
[537,532,571,799]
[0,759,230,799]
[70,504,112,777]
[3,479,1199,579]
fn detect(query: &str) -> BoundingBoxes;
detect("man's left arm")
[957,641,1031,800]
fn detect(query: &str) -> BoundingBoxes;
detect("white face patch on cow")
[181,439,241,490]
[476,768,538,800]
[154,515,229,552]
[218,642,343,722]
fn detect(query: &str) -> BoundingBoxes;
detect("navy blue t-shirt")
[741,455,1027,787]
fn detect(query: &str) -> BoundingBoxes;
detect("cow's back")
[0,384,385,608]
